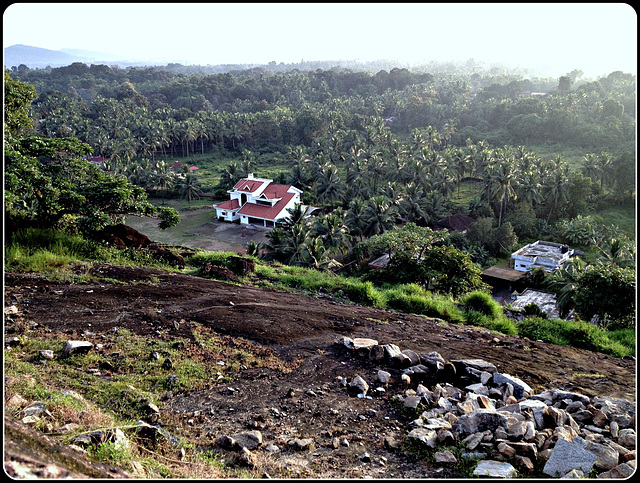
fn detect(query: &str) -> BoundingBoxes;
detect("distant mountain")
[4,44,129,68]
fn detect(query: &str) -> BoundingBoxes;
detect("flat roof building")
[511,241,574,272]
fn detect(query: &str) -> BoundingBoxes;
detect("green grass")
[6,229,634,359]
[5,228,179,276]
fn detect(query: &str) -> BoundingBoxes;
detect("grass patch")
[383,284,464,322]
[516,317,634,358]
[5,228,181,277]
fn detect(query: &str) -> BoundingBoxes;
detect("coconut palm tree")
[345,197,368,241]
[151,160,176,204]
[363,195,397,237]
[313,212,352,256]
[178,172,202,205]
[315,163,344,208]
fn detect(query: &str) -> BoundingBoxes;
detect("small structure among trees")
[511,240,575,272]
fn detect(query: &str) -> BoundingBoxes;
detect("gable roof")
[233,178,269,193]
[215,198,240,211]
[237,191,296,220]
[482,266,525,282]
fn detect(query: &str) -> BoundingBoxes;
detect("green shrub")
[343,280,385,308]
[383,284,464,322]
[461,290,502,318]
[516,317,634,358]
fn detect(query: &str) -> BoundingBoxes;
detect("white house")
[214,174,303,227]
[511,241,574,272]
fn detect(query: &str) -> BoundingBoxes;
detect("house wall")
[216,208,239,222]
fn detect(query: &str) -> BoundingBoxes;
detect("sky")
[3,2,637,78]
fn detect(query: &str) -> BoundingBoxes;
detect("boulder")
[473,460,517,478]
[543,437,597,477]
[347,375,369,397]
[62,341,93,356]
[456,409,508,436]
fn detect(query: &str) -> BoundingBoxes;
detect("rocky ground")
[3,264,636,478]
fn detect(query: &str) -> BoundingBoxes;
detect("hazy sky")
[3,3,637,77]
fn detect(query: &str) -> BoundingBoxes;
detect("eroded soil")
[4,265,636,478]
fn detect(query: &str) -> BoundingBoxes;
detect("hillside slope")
[4,265,636,478]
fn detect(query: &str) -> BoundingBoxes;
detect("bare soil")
[3,262,636,478]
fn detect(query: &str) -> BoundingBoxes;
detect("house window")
[221,211,226,216]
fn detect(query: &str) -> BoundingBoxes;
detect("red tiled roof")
[215,199,240,210]
[237,191,296,220]
[233,179,267,193]
[261,183,294,200]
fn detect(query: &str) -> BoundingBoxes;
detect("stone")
[62,340,93,356]
[38,350,55,359]
[351,338,379,354]
[4,305,19,315]
[215,435,237,450]
[560,469,585,478]
[463,432,484,451]
[583,440,621,471]
[368,344,386,362]
[438,430,456,445]
[6,394,28,409]
[407,428,438,448]
[384,344,412,368]
[384,436,400,450]
[451,359,497,375]
[403,395,422,410]
[472,460,517,478]
[236,447,255,467]
[403,365,431,385]
[435,449,457,464]
[347,375,369,397]
[22,403,52,418]
[597,462,634,479]
[456,409,508,435]
[377,370,391,385]
[401,349,420,365]
[507,420,529,440]
[232,430,262,451]
[514,455,535,474]
[498,441,516,458]
[288,438,313,451]
[466,383,489,396]
[543,437,597,477]
[618,431,635,450]
[493,372,532,400]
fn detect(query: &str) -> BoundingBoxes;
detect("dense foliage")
[4,71,180,236]
[4,61,635,325]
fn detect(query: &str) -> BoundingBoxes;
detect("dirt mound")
[4,265,635,399]
[3,265,635,478]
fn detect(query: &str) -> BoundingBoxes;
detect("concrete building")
[214,174,303,227]
[511,241,574,272]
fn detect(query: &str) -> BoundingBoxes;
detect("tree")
[363,195,397,237]
[419,245,489,297]
[313,212,351,256]
[4,70,37,138]
[573,263,635,328]
[178,172,203,205]
[4,75,180,236]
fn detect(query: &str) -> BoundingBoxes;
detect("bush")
[383,284,465,322]
[516,317,634,358]
[464,309,518,335]
[461,291,502,318]
[343,280,385,308]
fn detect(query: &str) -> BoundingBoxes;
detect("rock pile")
[339,336,636,478]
